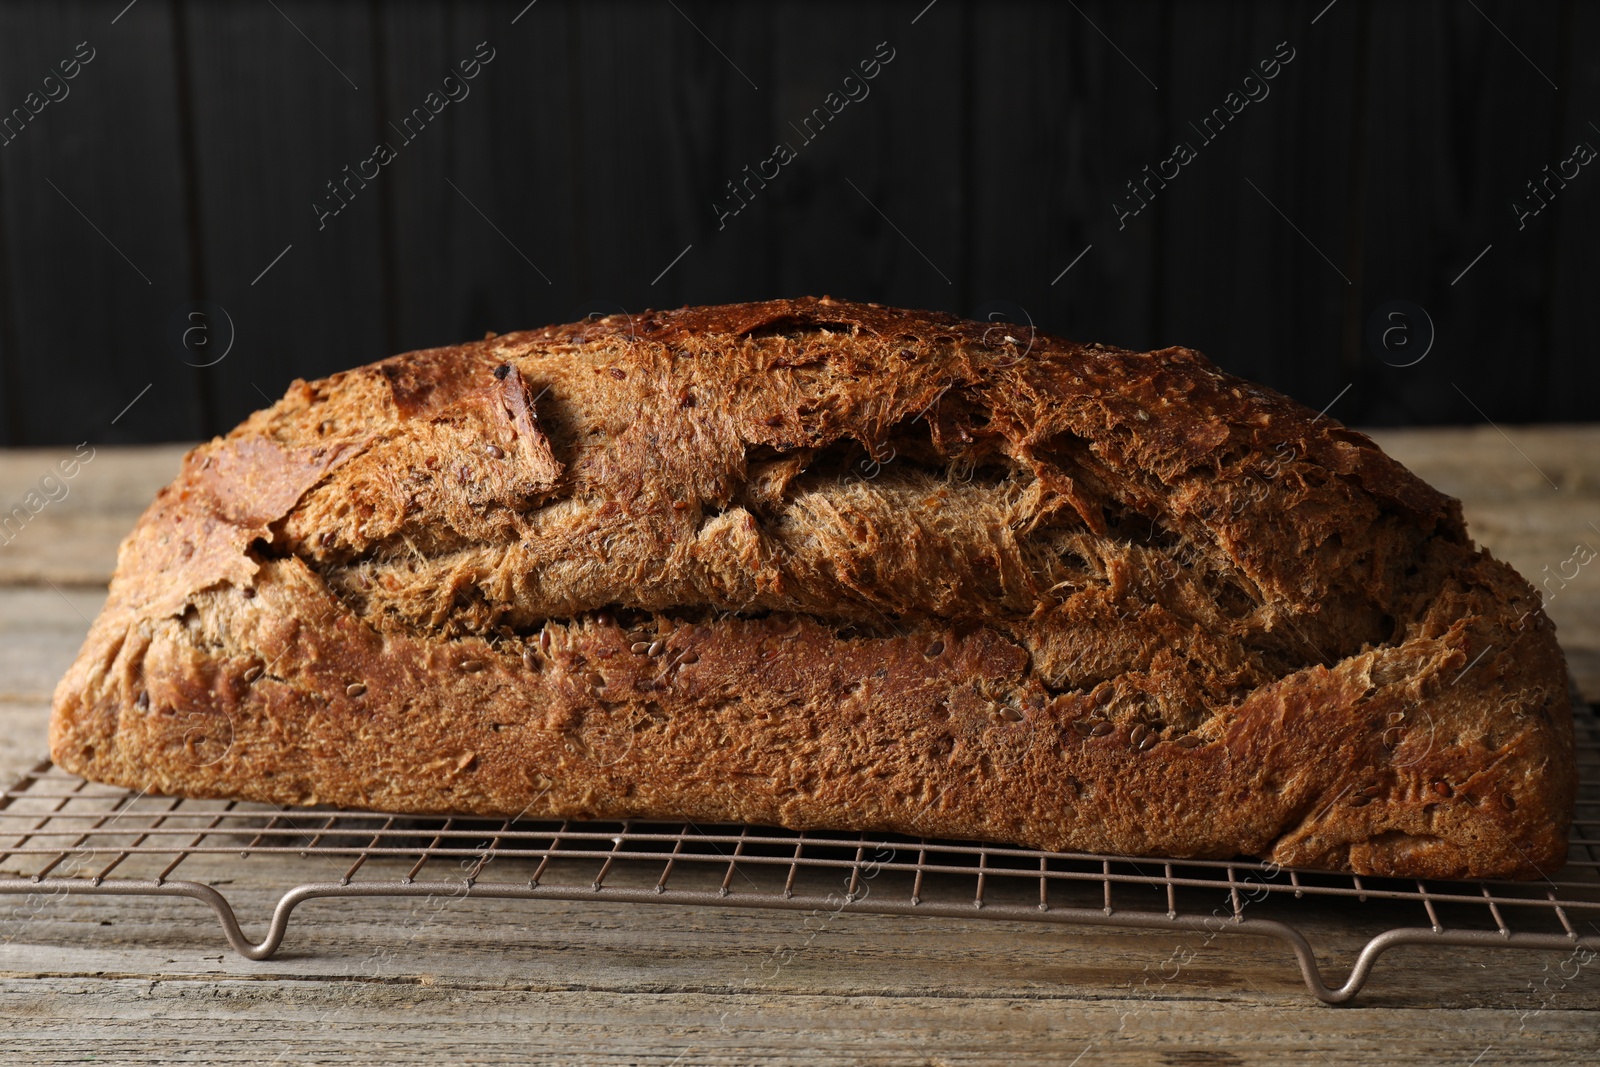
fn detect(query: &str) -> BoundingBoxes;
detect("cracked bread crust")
[50,297,1574,878]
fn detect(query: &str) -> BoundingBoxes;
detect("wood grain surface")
[0,430,1596,1063]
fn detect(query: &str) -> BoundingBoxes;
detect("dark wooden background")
[0,0,1591,446]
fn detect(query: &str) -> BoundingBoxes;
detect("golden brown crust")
[50,297,1575,878]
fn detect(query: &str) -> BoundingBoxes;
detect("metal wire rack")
[3,700,1597,1005]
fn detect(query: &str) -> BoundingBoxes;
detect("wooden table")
[1,430,1597,1064]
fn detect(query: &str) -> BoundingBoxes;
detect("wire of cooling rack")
[3,700,1598,1005]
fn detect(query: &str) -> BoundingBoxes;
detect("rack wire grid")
[2,698,1597,1005]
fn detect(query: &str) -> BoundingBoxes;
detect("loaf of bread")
[51,298,1574,878]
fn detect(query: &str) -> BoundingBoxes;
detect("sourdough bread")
[50,297,1575,878]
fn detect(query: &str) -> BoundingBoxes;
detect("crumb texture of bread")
[50,297,1575,879]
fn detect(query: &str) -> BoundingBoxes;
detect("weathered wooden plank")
[0,588,104,707]
[0,444,185,585]
[0,702,48,785]
[1,866,1597,1010]
[0,977,1593,1065]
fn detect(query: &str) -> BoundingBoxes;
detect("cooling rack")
[2,700,1596,1005]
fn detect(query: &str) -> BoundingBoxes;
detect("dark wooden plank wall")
[0,0,206,444]
[1555,0,1600,422]
[0,0,1589,446]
